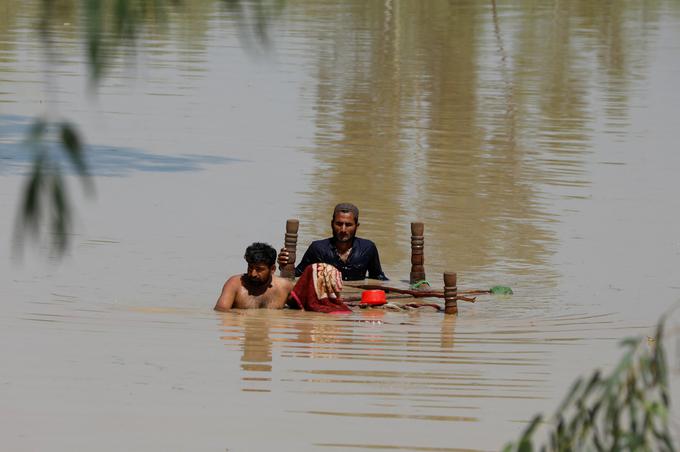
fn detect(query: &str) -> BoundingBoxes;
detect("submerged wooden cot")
[278,219,465,315]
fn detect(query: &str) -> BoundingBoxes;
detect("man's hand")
[315,263,343,298]
[278,248,290,269]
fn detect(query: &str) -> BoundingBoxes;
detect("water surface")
[1,1,680,450]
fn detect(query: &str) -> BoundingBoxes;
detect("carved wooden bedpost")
[443,272,458,315]
[280,219,299,279]
[409,222,426,285]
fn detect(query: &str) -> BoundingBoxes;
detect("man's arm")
[214,276,239,311]
[367,243,388,281]
[294,243,319,277]
[282,278,296,308]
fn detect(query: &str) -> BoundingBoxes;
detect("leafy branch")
[12,0,281,256]
[503,319,675,452]
[14,120,93,256]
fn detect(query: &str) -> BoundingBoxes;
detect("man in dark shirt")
[278,203,388,281]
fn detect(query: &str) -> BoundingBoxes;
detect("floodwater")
[2,0,680,450]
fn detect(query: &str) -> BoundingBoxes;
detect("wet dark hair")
[244,242,277,267]
[333,203,359,223]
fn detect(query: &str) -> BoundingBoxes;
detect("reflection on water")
[205,306,637,450]
[210,307,627,446]
[297,0,668,280]
[2,0,680,450]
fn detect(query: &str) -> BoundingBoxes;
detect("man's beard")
[334,232,354,242]
[245,275,270,287]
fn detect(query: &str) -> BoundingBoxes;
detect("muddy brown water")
[2,1,680,450]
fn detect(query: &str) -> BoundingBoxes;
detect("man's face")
[331,211,358,243]
[245,262,274,286]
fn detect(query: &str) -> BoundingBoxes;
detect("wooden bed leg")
[410,222,427,285]
[444,272,458,315]
[280,219,299,279]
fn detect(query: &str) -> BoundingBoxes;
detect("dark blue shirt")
[295,237,388,281]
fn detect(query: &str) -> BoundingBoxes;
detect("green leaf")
[22,154,45,231]
[490,285,513,295]
[619,337,640,348]
[50,172,71,254]
[60,122,81,154]
[85,0,105,83]
[519,415,542,442]
[583,370,601,396]
[60,122,94,194]
[60,122,86,171]
[517,439,533,452]
[556,377,583,413]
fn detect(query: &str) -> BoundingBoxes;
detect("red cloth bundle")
[289,263,351,313]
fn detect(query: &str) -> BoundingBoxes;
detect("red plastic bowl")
[361,289,387,305]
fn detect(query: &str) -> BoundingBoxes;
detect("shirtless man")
[214,242,294,311]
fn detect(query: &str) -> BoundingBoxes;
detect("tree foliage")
[503,320,675,452]
[14,0,280,256]
[15,119,93,256]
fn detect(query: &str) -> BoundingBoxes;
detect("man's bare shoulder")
[271,275,294,291]
[224,274,244,289]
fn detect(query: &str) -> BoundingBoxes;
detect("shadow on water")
[0,114,241,176]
